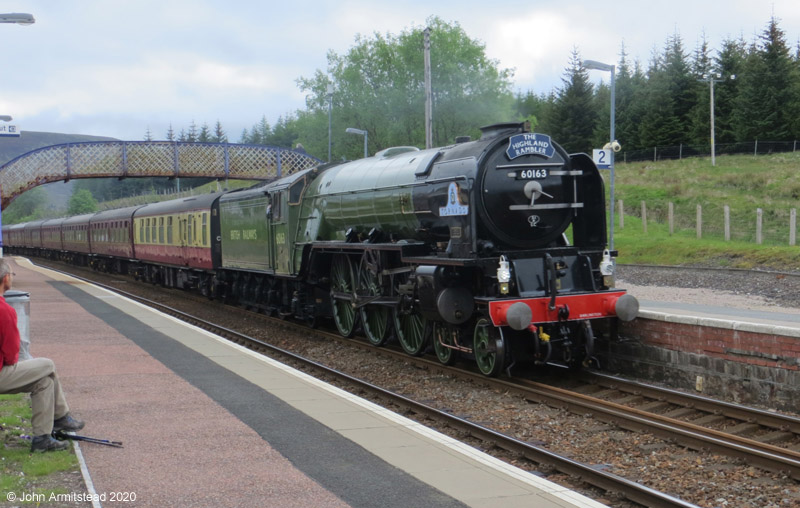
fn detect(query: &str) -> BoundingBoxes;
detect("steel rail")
[582,371,800,435]
[509,378,800,480]
[387,351,800,479]
[43,265,698,508]
[311,331,800,478]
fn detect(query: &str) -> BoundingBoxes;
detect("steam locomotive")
[4,122,638,376]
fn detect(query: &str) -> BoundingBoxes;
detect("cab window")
[272,193,283,222]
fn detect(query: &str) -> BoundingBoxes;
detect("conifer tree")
[734,42,773,141]
[661,33,695,143]
[689,33,714,145]
[198,123,211,142]
[542,48,597,153]
[513,90,547,130]
[756,16,795,140]
[713,37,746,144]
[638,46,683,147]
[186,121,198,143]
[615,54,648,151]
[213,120,228,143]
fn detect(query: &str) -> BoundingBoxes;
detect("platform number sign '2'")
[592,149,612,170]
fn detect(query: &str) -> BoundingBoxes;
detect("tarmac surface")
[11,256,605,508]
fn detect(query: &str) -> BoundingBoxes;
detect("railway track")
[32,259,800,504]
[339,337,800,480]
[94,269,800,479]
[38,262,700,508]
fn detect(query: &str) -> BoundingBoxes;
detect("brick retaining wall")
[603,311,800,411]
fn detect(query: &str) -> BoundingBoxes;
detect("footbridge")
[0,141,322,209]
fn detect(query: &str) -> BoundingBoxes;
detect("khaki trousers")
[0,358,70,436]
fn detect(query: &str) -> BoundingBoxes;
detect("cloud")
[5,0,800,141]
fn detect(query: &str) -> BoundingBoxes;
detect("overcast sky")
[2,0,799,143]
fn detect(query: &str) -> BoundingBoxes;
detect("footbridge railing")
[0,141,322,209]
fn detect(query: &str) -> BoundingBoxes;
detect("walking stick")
[52,430,123,448]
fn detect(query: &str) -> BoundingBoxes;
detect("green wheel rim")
[392,272,429,356]
[433,323,457,365]
[394,310,429,355]
[473,318,505,376]
[331,255,357,337]
[358,262,390,346]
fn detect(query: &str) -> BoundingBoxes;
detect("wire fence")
[619,199,798,246]
[619,140,800,163]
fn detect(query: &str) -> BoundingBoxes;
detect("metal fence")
[620,140,800,163]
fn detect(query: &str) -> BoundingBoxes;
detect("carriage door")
[179,215,189,265]
[268,190,289,275]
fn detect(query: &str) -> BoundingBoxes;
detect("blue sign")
[506,133,555,160]
[439,182,469,216]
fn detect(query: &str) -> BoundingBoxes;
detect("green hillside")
[612,152,800,271]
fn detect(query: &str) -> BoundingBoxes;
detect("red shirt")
[0,296,20,368]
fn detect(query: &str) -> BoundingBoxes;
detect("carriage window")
[139,220,144,243]
[188,214,194,245]
[167,217,173,243]
[202,213,207,245]
[159,217,165,244]
[146,219,151,243]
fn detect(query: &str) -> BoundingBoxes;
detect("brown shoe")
[31,434,69,452]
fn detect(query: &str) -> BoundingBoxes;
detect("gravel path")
[616,265,800,312]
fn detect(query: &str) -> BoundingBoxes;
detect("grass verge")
[614,213,800,271]
[0,393,84,501]
[612,153,800,270]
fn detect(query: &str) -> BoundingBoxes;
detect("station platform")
[640,299,800,334]
[9,256,605,508]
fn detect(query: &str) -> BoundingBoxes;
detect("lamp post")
[326,84,334,162]
[583,59,616,252]
[345,128,368,158]
[698,74,734,167]
[0,13,35,258]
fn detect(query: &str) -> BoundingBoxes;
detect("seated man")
[0,259,84,452]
